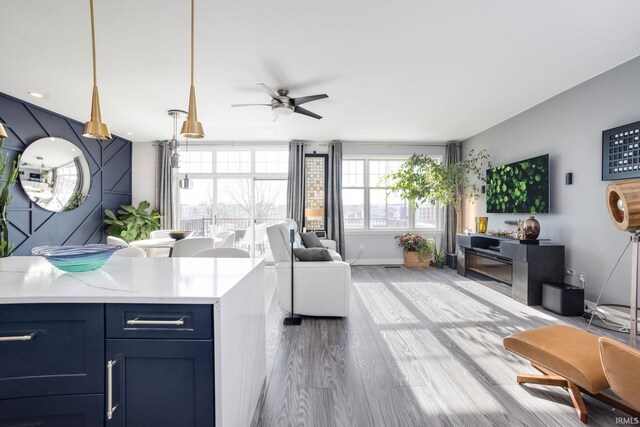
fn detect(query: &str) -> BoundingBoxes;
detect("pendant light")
[0,123,7,139]
[82,0,111,140]
[167,110,186,169]
[179,138,194,189]
[181,0,204,139]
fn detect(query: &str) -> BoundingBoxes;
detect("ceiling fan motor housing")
[272,98,294,115]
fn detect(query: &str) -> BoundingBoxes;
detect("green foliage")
[433,249,446,263]
[385,149,491,215]
[0,138,19,257]
[486,155,548,214]
[63,190,85,212]
[395,233,436,261]
[104,201,162,243]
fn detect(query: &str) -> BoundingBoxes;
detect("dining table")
[130,237,223,257]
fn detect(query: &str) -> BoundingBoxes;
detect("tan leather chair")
[504,325,640,423]
[599,337,640,412]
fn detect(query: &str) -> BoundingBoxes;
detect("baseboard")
[346,258,404,266]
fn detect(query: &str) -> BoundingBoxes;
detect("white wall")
[132,141,156,207]
[462,55,640,304]
[342,142,446,264]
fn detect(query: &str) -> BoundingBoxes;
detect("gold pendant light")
[181,0,204,139]
[82,0,111,140]
[0,123,7,140]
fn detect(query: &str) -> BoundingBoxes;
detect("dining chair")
[150,229,171,239]
[214,231,235,248]
[112,246,147,258]
[171,237,215,257]
[107,236,128,246]
[192,248,250,258]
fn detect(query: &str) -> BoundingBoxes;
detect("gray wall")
[462,55,640,304]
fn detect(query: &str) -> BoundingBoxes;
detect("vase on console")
[523,216,540,240]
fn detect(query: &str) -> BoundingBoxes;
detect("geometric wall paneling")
[0,92,132,255]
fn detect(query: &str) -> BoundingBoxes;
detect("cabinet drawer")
[106,304,212,339]
[0,304,104,400]
[0,394,103,427]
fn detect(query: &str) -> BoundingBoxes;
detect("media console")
[456,233,565,306]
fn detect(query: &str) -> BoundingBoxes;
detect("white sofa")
[266,219,351,317]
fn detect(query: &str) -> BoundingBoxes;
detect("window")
[175,148,288,252]
[342,157,441,231]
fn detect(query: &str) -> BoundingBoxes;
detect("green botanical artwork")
[486,154,549,214]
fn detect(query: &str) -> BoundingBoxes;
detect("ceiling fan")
[231,83,328,120]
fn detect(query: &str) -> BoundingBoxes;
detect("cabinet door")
[0,394,103,427]
[106,339,214,427]
[0,304,104,399]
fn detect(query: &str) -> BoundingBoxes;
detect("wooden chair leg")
[567,381,588,424]
[517,373,568,387]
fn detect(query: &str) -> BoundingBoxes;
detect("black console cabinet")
[457,233,565,306]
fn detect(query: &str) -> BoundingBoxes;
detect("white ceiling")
[2,0,640,143]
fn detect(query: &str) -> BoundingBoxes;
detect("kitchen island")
[0,256,266,427]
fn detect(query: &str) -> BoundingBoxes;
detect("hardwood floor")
[252,266,629,426]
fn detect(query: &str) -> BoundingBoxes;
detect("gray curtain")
[327,141,345,257]
[156,144,176,229]
[443,141,461,254]
[286,140,306,228]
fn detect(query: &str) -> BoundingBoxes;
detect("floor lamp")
[283,228,302,326]
[606,180,640,347]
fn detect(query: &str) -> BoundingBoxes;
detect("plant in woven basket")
[104,201,162,243]
[395,233,436,261]
[0,137,19,257]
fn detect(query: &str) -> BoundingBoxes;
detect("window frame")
[342,154,443,233]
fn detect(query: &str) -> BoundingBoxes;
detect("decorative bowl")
[31,244,126,272]
[168,230,193,241]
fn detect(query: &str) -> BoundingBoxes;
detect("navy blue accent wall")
[0,93,132,255]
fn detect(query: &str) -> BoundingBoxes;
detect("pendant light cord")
[190,0,194,86]
[89,0,97,86]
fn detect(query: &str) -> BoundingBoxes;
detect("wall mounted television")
[486,154,549,214]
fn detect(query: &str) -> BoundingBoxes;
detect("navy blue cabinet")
[0,394,103,427]
[106,339,214,427]
[0,304,104,399]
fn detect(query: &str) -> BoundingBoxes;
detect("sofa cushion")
[327,249,342,262]
[300,232,323,248]
[293,248,334,262]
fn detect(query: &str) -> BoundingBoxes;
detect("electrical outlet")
[359,244,364,252]
[566,268,575,276]
[579,273,586,285]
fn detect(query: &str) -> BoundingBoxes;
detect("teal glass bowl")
[31,244,126,272]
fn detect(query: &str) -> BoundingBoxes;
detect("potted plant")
[434,250,446,268]
[386,149,490,268]
[0,137,19,257]
[104,201,162,243]
[395,233,435,268]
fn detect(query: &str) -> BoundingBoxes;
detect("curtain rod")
[149,140,451,147]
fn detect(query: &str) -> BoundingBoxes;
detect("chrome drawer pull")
[126,318,185,326]
[107,359,118,420]
[0,332,36,342]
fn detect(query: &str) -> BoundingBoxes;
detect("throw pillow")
[293,248,333,262]
[300,232,323,248]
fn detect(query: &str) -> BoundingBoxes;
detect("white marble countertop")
[0,256,264,304]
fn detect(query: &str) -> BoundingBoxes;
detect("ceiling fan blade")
[257,83,279,100]
[292,94,328,106]
[294,106,322,120]
[230,104,271,107]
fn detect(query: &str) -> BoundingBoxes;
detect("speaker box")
[542,282,584,316]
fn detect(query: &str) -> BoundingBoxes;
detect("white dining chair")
[107,236,128,246]
[192,248,250,258]
[112,246,147,258]
[171,237,215,257]
[214,231,235,248]
[150,229,171,239]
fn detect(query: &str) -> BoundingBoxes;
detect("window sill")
[345,229,443,235]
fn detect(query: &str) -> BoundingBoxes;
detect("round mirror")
[19,137,91,212]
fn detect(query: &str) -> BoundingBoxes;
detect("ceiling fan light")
[273,104,294,116]
[181,85,204,138]
[0,123,7,139]
[82,86,111,139]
